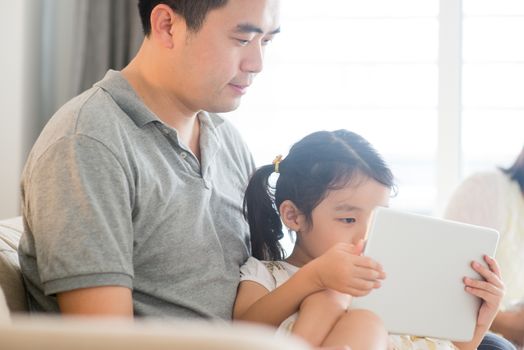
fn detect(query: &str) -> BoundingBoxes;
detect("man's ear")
[149,4,185,48]
[279,200,305,232]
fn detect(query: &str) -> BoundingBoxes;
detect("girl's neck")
[285,248,313,268]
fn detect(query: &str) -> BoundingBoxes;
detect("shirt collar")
[95,70,157,128]
[95,70,225,132]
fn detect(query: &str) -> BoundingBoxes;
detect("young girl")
[233,130,505,350]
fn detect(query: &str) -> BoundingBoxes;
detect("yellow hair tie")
[272,155,283,173]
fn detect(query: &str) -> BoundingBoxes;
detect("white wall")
[0,1,26,218]
[0,0,120,219]
[0,0,43,219]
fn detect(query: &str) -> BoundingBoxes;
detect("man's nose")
[241,43,264,74]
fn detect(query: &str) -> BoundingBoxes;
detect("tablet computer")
[349,207,499,341]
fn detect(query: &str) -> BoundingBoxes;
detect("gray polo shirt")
[19,70,255,319]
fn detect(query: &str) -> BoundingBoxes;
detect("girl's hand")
[306,241,386,297]
[464,255,505,330]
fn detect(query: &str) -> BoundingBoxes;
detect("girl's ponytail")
[243,164,285,261]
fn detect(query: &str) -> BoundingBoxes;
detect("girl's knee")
[348,309,384,322]
[339,309,387,332]
[300,290,350,314]
[323,309,389,349]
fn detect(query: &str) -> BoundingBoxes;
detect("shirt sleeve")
[239,257,275,292]
[443,171,503,231]
[24,134,135,295]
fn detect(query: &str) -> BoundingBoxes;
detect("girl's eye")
[341,218,356,224]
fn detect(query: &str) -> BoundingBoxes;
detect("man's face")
[170,0,280,114]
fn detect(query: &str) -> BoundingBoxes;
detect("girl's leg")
[291,289,350,346]
[322,309,389,350]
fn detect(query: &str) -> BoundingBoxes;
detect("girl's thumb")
[349,239,365,255]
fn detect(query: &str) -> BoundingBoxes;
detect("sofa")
[0,217,309,350]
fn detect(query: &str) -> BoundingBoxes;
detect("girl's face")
[287,175,390,265]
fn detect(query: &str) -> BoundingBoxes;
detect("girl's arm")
[234,242,385,327]
[233,265,323,327]
[452,255,505,350]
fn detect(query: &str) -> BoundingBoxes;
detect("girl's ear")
[279,200,305,232]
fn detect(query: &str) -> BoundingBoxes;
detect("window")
[462,0,524,174]
[227,0,439,213]
[226,0,523,216]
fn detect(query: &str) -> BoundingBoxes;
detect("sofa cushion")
[0,286,10,323]
[0,217,28,312]
[0,317,310,350]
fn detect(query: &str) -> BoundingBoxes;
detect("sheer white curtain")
[462,0,524,174]
[226,0,524,214]
[32,0,143,149]
[0,0,144,217]
[71,0,143,93]
[227,0,439,213]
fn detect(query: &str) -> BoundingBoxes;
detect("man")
[19,0,280,319]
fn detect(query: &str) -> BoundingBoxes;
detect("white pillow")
[0,286,11,323]
[0,217,28,312]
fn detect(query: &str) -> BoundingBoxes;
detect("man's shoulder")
[35,86,135,148]
[24,85,139,178]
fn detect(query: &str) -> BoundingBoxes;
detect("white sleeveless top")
[445,170,524,308]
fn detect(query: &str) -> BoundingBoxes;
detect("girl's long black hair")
[243,130,395,261]
[501,146,524,193]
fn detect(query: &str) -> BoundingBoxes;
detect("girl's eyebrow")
[334,204,362,212]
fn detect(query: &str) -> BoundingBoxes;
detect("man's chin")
[206,98,242,114]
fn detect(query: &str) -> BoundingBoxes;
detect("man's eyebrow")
[234,23,281,35]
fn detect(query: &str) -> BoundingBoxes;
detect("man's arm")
[57,286,133,316]
[491,307,524,346]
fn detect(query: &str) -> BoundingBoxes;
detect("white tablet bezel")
[349,207,499,341]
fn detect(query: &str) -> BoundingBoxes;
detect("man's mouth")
[229,83,250,95]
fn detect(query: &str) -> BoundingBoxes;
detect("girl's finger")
[484,255,501,277]
[353,256,384,272]
[346,277,379,292]
[465,285,500,305]
[354,266,386,281]
[471,261,504,288]
[464,277,503,297]
[345,287,372,297]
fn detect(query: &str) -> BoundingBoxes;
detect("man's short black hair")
[138,0,228,35]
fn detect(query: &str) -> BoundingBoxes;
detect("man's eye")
[236,39,250,46]
[262,38,273,46]
[341,218,356,224]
